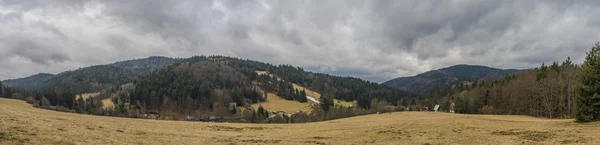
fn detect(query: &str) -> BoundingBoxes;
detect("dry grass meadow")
[251,92,313,113]
[2,98,600,145]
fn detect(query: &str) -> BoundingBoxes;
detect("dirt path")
[1,98,598,145]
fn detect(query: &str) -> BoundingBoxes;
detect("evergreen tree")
[575,42,600,122]
[0,81,4,97]
[357,96,371,109]
[298,89,307,102]
[319,95,334,112]
[537,63,548,81]
[563,57,573,67]
[251,111,258,123]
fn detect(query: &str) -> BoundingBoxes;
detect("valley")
[3,1,600,144]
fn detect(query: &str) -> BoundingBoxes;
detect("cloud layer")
[1,0,600,82]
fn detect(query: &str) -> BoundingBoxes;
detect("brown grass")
[76,93,100,100]
[257,71,354,107]
[291,83,321,98]
[2,97,599,145]
[251,93,312,113]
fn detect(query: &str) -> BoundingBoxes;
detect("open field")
[251,93,312,113]
[2,98,599,145]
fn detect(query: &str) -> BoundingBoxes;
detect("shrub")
[24,96,37,104]
[41,97,51,107]
[32,103,40,108]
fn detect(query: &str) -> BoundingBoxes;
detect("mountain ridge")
[1,56,182,90]
[383,64,523,95]
[1,73,56,90]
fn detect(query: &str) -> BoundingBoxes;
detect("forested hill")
[210,56,418,104]
[40,65,137,94]
[109,56,182,74]
[1,73,55,90]
[425,58,579,118]
[383,64,522,95]
[2,57,181,90]
[125,56,417,116]
[2,55,417,122]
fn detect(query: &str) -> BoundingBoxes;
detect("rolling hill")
[109,56,182,74]
[1,73,55,90]
[124,56,415,119]
[1,56,181,91]
[383,64,522,95]
[40,65,137,94]
[1,55,417,123]
[1,97,596,145]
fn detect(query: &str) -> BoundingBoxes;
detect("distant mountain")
[383,64,523,95]
[40,65,137,94]
[109,56,182,74]
[2,56,180,91]
[2,73,56,90]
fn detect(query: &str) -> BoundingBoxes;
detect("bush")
[396,105,406,112]
[32,103,40,108]
[24,96,37,104]
[41,97,51,107]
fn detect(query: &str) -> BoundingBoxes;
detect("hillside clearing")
[251,93,312,113]
[1,97,599,145]
[256,71,355,107]
[77,92,115,109]
[76,93,100,100]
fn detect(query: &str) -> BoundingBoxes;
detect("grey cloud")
[1,0,600,82]
[3,37,70,65]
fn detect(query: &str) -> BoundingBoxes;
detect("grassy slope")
[256,71,355,110]
[251,92,312,113]
[1,98,597,145]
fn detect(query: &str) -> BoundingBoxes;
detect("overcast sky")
[1,0,600,82]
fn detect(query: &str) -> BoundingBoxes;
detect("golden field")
[251,92,312,113]
[1,97,599,145]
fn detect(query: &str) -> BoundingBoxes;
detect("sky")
[1,0,600,82]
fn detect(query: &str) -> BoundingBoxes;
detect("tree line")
[425,57,579,118]
[424,43,600,122]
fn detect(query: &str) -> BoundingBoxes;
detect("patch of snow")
[306,96,320,104]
